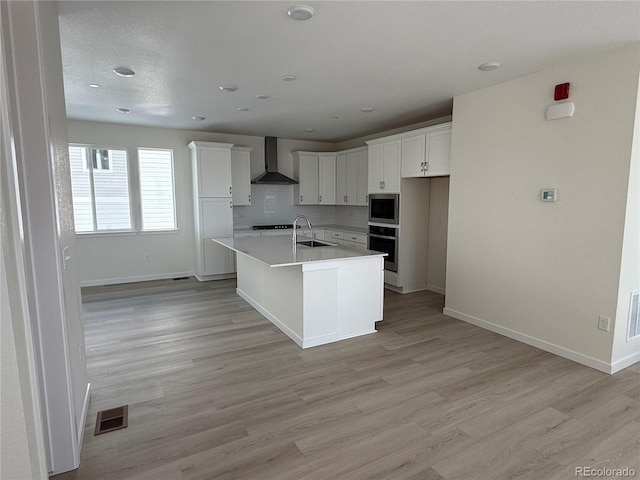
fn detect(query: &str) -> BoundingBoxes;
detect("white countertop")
[213,235,386,268]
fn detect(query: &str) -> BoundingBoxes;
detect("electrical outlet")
[598,315,610,332]
[144,253,151,262]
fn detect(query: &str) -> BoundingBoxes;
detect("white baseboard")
[194,272,237,282]
[76,382,91,463]
[426,284,446,295]
[384,284,445,295]
[611,350,640,374]
[443,307,613,374]
[80,271,195,287]
[236,287,305,348]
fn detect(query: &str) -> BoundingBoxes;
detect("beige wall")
[612,71,640,367]
[427,177,449,293]
[445,43,640,371]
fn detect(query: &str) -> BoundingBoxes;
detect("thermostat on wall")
[541,188,557,202]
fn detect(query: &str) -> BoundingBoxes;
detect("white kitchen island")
[213,236,386,348]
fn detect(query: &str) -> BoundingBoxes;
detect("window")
[69,145,132,232]
[81,148,112,172]
[138,148,176,231]
[68,145,177,234]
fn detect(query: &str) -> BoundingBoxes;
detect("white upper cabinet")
[294,147,366,205]
[345,152,358,205]
[424,124,452,176]
[400,123,452,177]
[293,152,319,205]
[318,154,336,205]
[188,141,233,197]
[356,149,369,206]
[401,133,426,178]
[336,154,348,205]
[367,140,401,193]
[231,146,252,206]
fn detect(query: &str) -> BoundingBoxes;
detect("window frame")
[137,147,178,233]
[69,143,134,235]
[69,143,179,236]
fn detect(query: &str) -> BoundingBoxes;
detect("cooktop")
[252,224,300,230]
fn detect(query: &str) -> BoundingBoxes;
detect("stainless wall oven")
[368,193,399,225]
[368,225,398,272]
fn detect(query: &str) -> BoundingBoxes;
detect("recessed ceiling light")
[304,128,315,132]
[287,5,315,21]
[192,116,205,121]
[281,75,297,82]
[113,67,135,77]
[478,62,501,71]
[219,85,238,92]
[360,107,375,113]
[116,108,131,114]
[237,107,249,112]
[256,94,270,100]
[89,83,100,88]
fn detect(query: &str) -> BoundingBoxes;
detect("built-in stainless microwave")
[368,193,399,225]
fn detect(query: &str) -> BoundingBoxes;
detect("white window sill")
[75,230,137,238]
[140,229,180,235]
[76,229,181,238]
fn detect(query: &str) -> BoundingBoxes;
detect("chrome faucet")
[292,215,312,246]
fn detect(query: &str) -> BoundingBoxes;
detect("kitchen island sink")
[213,235,386,348]
[296,240,336,248]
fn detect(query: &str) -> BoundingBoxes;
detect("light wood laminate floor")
[54,278,639,480]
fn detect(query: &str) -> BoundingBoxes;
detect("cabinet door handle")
[229,186,232,194]
[379,180,383,189]
[230,201,233,208]
[424,162,429,171]
[300,195,303,202]
[319,195,322,203]
[366,195,368,204]
[248,194,251,202]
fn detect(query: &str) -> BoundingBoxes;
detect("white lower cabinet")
[196,198,234,278]
[323,228,367,248]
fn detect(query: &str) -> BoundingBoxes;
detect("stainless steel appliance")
[368,225,398,272]
[368,193,400,225]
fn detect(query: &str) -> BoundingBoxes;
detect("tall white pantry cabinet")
[188,141,235,280]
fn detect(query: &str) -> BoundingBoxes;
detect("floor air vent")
[628,292,640,341]
[94,405,128,436]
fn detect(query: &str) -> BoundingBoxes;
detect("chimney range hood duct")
[251,136,298,185]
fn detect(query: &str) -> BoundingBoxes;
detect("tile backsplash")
[233,184,368,228]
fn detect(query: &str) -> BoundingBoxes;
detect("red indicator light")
[554,83,570,101]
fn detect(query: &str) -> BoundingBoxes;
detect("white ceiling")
[58,1,640,143]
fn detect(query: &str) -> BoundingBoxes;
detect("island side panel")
[337,256,384,339]
[235,253,304,345]
[301,262,339,348]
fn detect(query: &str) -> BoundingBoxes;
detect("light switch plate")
[541,188,557,202]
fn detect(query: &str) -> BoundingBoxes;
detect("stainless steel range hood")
[251,136,298,185]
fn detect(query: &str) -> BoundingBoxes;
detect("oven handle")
[369,233,397,240]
